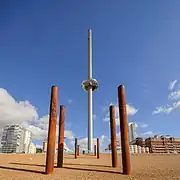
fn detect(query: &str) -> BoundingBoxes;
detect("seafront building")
[1,125,35,154]
[145,135,180,153]
[106,130,180,154]
[128,122,137,143]
[131,135,180,153]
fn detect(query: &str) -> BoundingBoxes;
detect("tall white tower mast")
[82,29,98,153]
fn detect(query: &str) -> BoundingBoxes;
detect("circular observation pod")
[81,79,99,91]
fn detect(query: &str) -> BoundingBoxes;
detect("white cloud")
[0,88,38,131]
[23,115,50,141]
[32,115,49,130]
[152,106,172,115]
[139,123,148,128]
[140,131,154,137]
[100,135,107,143]
[152,101,180,115]
[26,125,47,140]
[103,103,138,126]
[168,90,180,100]
[68,99,72,105]
[27,124,74,141]
[153,80,180,115]
[73,138,87,149]
[93,114,97,120]
[168,80,177,91]
[28,116,74,141]
[65,130,74,140]
[126,104,138,116]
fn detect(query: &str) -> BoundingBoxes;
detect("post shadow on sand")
[2,163,122,175]
[9,162,121,175]
[63,163,111,168]
[10,162,111,168]
[0,165,45,174]
[62,166,122,175]
[10,162,45,167]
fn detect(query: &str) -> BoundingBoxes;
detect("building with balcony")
[1,125,33,154]
[145,136,180,153]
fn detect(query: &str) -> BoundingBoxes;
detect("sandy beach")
[0,153,179,180]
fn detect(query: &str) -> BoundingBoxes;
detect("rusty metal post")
[110,105,118,167]
[75,138,77,159]
[94,145,96,156]
[77,145,80,156]
[57,105,65,168]
[45,86,58,174]
[118,85,131,175]
[97,138,100,159]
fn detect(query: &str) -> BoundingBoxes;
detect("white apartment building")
[0,143,2,153]
[1,125,34,154]
[128,122,137,143]
[29,142,36,154]
[43,138,47,152]
[24,130,32,154]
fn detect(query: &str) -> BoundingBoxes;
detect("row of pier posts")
[45,85,131,175]
[74,139,100,159]
[109,85,131,174]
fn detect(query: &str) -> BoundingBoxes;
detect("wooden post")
[97,138,100,159]
[75,138,77,159]
[110,105,118,167]
[45,86,58,174]
[118,85,131,175]
[94,145,96,156]
[57,105,65,168]
[77,145,80,156]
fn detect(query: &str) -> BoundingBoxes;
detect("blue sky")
[0,0,180,150]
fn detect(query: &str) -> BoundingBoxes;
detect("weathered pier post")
[57,105,65,168]
[77,145,80,156]
[118,85,131,175]
[75,138,77,159]
[94,145,96,156]
[110,105,118,167]
[97,138,100,159]
[45,86,58,174]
